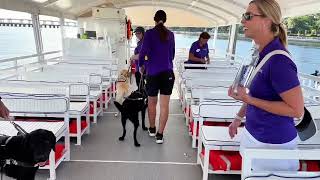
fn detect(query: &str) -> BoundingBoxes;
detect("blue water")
[0,27,319,74]
[174,33,320,74]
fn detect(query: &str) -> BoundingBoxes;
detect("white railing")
[0,18,77,27]
[0,51,62,79]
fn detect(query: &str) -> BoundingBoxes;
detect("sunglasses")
[242,12,264,21]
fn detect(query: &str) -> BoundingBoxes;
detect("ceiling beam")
[123,3,218,26]
[42,0,59,7]
[115,1,229,24]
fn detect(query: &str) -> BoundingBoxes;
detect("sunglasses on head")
[242,12,264,21]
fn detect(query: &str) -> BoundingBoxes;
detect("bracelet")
[235,115,244,121]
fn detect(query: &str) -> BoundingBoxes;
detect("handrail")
[0,51,61,63]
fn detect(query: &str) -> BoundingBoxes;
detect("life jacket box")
[200,150,242,171]
[299,160,320,171]
[69,120,88,134]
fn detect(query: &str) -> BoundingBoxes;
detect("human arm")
[138,31,151,68]
[171,32,175,61]
[0,99,9,119]
[229,85,304,118]
[206,44,210,64]
[188,53,206,63]
[228,99,247,138]
[130,54,139,61]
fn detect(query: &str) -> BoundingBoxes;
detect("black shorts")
[146,70,175,96]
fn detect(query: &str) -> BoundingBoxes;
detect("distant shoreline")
[174,31,320,47]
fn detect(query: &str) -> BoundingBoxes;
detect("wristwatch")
[235,114,244,121]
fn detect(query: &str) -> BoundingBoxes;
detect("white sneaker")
[148,127,156,137]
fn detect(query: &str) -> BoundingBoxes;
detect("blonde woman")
[228,0,304,171]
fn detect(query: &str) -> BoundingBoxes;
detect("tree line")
[284,13,320,37]
[169,13,320,37]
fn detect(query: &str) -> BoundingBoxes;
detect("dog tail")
[114,101,123,112]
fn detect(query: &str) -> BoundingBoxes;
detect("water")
[173,33,320,74]
[0,27,319,74]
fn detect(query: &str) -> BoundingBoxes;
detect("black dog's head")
[0,129,56,180]
[6,129,56,165]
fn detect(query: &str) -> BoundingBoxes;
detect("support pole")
[226,24,239,60]
[31,12,44,63]
[60,15,65,57]
[212,27,218,54]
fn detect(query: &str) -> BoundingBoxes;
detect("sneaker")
[148,127,156,137]
[155,133,164,144]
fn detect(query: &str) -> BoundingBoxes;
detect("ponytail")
[155,23,169,42]
[278,23,288,47]
[271,23,288,47]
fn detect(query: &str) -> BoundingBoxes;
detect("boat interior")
[0,0,320,180]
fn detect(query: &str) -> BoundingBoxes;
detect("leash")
[127,64,132,84]
[138,73,144,92]
[7,117,27,135]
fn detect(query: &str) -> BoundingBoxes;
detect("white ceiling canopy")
[1,0,320,27]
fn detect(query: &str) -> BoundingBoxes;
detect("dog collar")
[0,136,12,147]
[0,136,39,168]
[125,97,144,101]
[4,159,39,168]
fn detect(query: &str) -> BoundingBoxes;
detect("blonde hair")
[250,0,287,47]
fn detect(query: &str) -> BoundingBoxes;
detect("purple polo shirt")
[187,40,209,64]
[138,28,175,75]
[246,38,300,144]
[134,40,142,68]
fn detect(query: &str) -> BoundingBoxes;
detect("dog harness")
[0,135,39,168]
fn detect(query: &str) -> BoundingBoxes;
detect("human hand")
[139,66,145,74]
[228,85,250,103]
[200,58,206,64]
[0,101,9,119]
[129,56,134,63]
[228,119,242,139]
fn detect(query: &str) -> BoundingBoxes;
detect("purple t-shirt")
[187,41,209,64]
[246,38,300,144]
[134,40,142,68]
[138,28,175,75]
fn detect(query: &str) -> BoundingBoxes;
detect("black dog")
[0,129,56,180]
[114,89,148,147]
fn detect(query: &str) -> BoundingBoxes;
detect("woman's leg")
[156,71,174,143]
[240,128,299,172]
[148,96,158,128]
[158,94,170,134]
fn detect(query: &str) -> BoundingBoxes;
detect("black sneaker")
[148,127,156,137]
[155,133,164,144]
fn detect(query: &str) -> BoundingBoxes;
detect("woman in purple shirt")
[187,32,211,64]
[139,10,175,144]
[130,26,145,87]
[228,0,304,171]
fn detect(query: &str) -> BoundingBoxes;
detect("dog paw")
[142,126,148,131]
[134,143,141,147]
[119,137,125,141]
